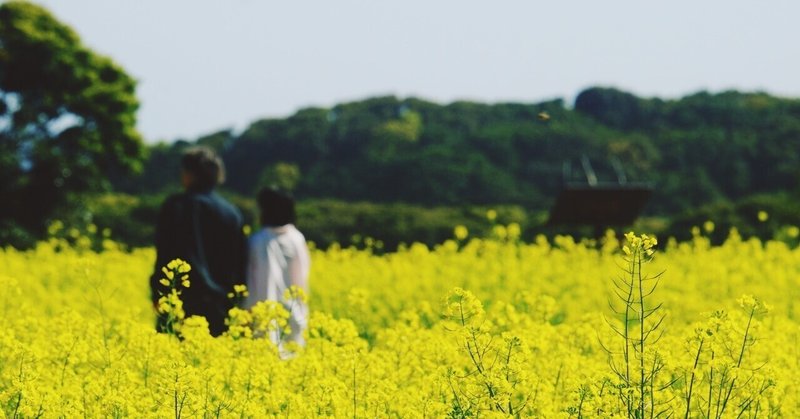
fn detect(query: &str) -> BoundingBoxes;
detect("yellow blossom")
[453,225,469,241]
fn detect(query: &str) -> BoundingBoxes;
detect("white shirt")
[244,224,310,348]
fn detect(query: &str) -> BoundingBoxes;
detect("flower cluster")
[0,229,796,417]
[623,231,658,257]
[156,258,192,334]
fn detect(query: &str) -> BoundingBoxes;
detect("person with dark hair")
[150,146,246,336]
[243,187,310,353]
[180,146,226,190]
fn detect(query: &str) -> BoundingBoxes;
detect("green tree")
[255,162,301,193]
[368,110,422,162]
[0,1,145,244]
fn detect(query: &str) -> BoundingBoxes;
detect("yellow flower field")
[1,229,798,417]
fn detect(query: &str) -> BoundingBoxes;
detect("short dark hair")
[257,187,296,227]
[181,146,225,189]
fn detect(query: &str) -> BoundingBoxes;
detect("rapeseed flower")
[0,229,793,417]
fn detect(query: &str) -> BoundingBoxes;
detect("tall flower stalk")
[156,259,192,336]
[604,232,669,418]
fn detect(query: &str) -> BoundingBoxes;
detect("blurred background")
[1,0,799,249]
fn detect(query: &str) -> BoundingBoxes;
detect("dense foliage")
[103,88,800,248]
[1,230,798,417]
[119,89,800,215]
[0,1,145,246]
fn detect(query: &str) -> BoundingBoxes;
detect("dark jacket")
[150,189,246,336]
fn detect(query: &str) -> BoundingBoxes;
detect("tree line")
[116,88,800,214]
[102,88,800,249]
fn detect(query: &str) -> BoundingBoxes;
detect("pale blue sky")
[35,0,800,142]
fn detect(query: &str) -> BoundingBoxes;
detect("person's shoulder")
[287,225,307,244]
[249,228,276,246]
[218,194,242,214]
[204,192,243,223]
[288,224,305,238]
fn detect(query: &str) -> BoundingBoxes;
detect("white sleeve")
[288,232,311,293]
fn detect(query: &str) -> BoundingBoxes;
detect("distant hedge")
[83,193,531,251]
[47,192,799,252]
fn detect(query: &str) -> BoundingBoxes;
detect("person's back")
[150,147,246,336]
[244,188,310,350]
[245,225,309,305]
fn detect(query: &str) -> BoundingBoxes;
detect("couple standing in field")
[148,146,310,347]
